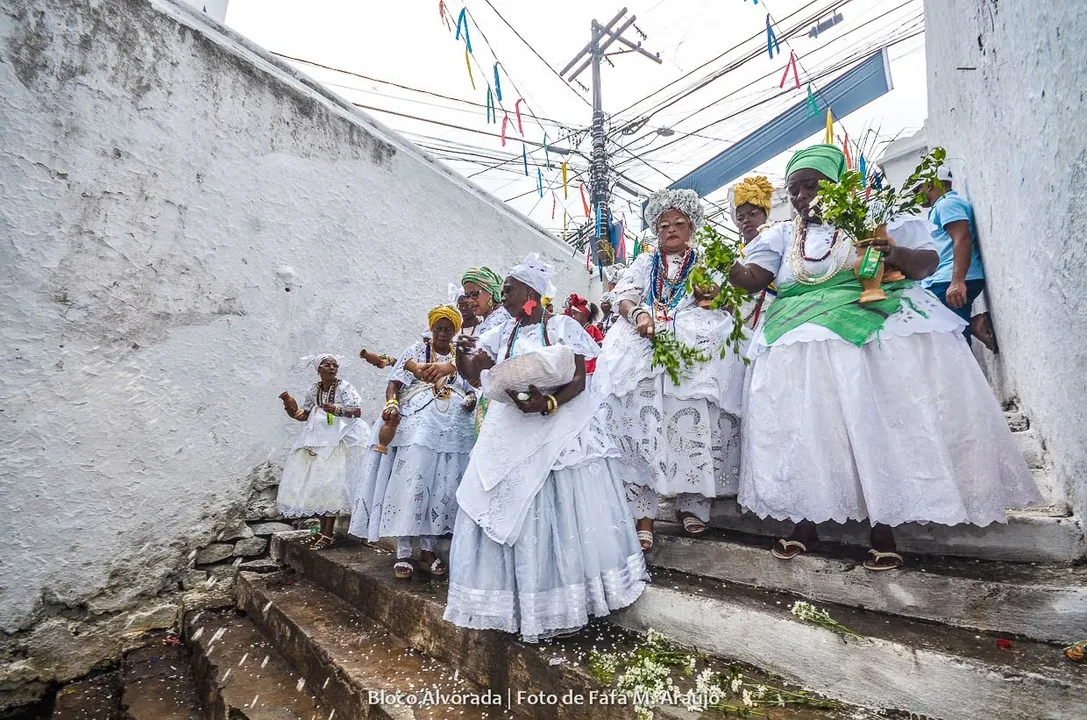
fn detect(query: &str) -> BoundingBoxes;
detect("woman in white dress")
[594,189,746,551]
[350,306,476,579]
[444,254,649,642]
[729,144,1041,570]
[277,355,367,550]
[731,176,776,331]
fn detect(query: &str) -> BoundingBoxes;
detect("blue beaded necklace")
[648,249,697,318]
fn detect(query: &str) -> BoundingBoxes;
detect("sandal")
[771,539,811,560]
[418,555,447,577]
[637,530,654,552]
[308,533,335,551]
[679,514,706,535]
[393,560,414,580]
[863,549,903,571]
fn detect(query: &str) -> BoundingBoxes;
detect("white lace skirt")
[739,329,1042,526]
[603,377,741,499]
[349,444,468,540]
[277,442,361,517]
[443,457,649,643]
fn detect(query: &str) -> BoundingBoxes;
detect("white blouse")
[742,216,964,352]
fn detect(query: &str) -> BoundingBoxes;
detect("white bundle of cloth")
[481,345,575,404]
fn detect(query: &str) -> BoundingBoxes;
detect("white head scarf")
[301,353,341,371]
[644,188,706,235]
[507,252,556,298]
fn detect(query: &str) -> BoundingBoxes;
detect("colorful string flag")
[438,0,452,31]
[514,99,525,135]
[493,63,503,102]
[562,210,567,243]
[779,50,800,89]
[500,115,509,146]
[580,184,590,217]
[842,131,853,169]
[595,203,603,238]
[551,192,557,220]
[824,108,834,144]
[543,133,551,169]
[455,8,472,54]
[766,15,780,59]
[805,84,819,118]
[485,86,496,124]
[561,161,569,198]
[537,168,543,198]
[859,154,868,183]
[464,50,475,90]
[522,144,528,176]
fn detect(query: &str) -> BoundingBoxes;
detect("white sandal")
[680,515,706,535]
[393,560,414,579]
[637,530,654,552]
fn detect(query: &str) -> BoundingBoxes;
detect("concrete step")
[271,540,878,720]
[120,645,201,720]
[51,672,121,720]
[617,566,1086,719]
[234,572,498,720]
[696,498,1085,563]
[646,524,1087,643]
[184,608,327,719]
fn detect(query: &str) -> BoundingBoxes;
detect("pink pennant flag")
[515,99,525,135]
[779,50,800,90]
[500,115,509,146]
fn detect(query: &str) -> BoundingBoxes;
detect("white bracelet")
[630,305,651,323]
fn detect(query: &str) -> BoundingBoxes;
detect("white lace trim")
[442,553,648,643]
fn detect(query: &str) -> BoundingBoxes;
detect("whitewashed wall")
[924,0,1087,517]
[0,0,592,701]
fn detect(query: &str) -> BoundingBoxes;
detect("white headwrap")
[300,353,341,370]
[644,188,706,235]
[507,252,556,298]
[600,291,616,305]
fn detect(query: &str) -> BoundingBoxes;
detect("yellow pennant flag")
[465,50,475,90]
[824,108,834,144]
[561,161,569,199]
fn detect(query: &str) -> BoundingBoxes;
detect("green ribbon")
[762,271,919,347]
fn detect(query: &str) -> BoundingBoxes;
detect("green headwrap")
[461,266,503,299]
[784,143,847,183]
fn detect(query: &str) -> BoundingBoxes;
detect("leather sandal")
[308,534,335,551]
[418,556,447,577]
[863,549,903,571]
[393,560,414,580]
[771,539,810,560]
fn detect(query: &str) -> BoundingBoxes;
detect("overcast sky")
[224,0,927,240]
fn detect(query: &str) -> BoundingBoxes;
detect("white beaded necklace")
[787,215,852,285]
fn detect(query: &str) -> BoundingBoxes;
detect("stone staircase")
[43,406,1084,720]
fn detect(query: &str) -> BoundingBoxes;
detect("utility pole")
[561,8,660,267]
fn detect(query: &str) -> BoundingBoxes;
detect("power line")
[478,0,593,107]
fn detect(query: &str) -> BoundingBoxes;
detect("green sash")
[762,271,918,347]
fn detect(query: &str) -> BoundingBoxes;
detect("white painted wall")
[924,0,1087,518]
[0,0,591,658]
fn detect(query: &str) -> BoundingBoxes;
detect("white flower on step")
[730,674,743,694]
[741,689,754,708]
[296,677,305,692]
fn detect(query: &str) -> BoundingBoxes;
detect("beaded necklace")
[315,378,339,406]
[424,339,456,368]
[648,249,697,320]
[504,315,552,360]
[787,216,851,286]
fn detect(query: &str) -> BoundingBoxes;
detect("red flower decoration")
[995,638,1012,650]
[522,300,538,315]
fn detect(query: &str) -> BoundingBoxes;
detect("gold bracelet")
[293,409,305,419]
[542,395,558,416]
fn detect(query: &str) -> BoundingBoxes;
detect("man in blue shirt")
[919,167,987,341]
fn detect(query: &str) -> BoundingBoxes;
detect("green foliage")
[814,146,947,243]
[648,224,751,385]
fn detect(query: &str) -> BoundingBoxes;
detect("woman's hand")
[507,384,549,415]
[321,403,339,416]
[417,362,456,384]
[634,311,655,339]
[693,283,720,309]
[464,394,478,412]
[381,405,400,422]
[856,235,896,256]
[456,334,479,354]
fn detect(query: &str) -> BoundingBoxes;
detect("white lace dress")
[444,315,649,642]
[349,342,476,540]
[278,380,368,517]
[593,251,747,521]
[738,217,1041,526]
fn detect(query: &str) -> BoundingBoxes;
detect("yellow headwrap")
[733,176,774,213]
[427,304,462,334]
